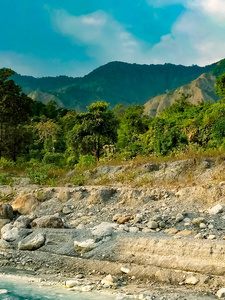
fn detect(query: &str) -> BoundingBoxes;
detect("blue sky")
[0,0,225,77]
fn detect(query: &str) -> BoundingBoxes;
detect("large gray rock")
[31,215,64,228]
[1,223,31,242]
[91,222,116,238]
[14,216,30,229]
[58,189,71,203]
[0,238,11,249]
[74,239,97,253]
[1,225,19,242]
[18,233,45,250]
[0,219,11,231]
[0,203,13,220]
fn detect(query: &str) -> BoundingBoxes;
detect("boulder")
[12,194,39,215]
[0,238,11,249]
[58,189,71,203]
[0,219,11,232]
[175,213,184,222]
[74,239,97,253]
[217,288,225,298]
[88,188,116,205]
[14,216,30,229]
[185,276,199,285]
[31,215,64,228]
[101,274,117,287]
[147,221,158,229]
[65,280,79,288]
[1,223,32,242]
[208,204,223,215]
[1,226,19,242]
[91,222,116,238]
[0,203,13,220]
[18,233,45,250]
[192,217,206,226]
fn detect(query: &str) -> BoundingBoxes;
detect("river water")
[0,276,116,300]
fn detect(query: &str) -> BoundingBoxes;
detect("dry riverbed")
[1,158,225,299]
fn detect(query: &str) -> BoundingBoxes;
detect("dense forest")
[1,68,225,185]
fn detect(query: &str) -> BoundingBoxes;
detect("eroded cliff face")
[1,158,225,297]
[144,73,219,117]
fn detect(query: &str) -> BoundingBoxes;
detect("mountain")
[144,59,225,117]
[11,61,214,112]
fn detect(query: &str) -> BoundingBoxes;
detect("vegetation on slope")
[1,67,225,186]
[11,61,213,111]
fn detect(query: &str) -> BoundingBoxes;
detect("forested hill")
[11,61,213,112]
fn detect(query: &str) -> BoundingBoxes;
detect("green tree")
[36,119,61,153]
[116,105,150,155]
[0,68,33,160]
[68,101,118,161]
[215,73,225,99]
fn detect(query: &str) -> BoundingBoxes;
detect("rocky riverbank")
[1,158,225,299]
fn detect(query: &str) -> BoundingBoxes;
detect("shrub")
[67,156,79,166]
[0,157,15,169]
[0,174,14,186]
[42,153,66,167]
[78,155,95,167]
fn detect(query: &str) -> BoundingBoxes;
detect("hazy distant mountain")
[144,60,225,117]
[11,61,214,112]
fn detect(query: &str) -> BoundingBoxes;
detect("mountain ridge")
[10,61,214,112]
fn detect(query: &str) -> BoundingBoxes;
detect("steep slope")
[144,72,219,117]
[144,59,225,117]
[11,61,213,111]
[28,90,64,107]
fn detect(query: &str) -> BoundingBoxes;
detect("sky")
[0,0,225,77]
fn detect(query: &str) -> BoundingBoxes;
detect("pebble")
[208,235,216,240]
[217,288,225,298]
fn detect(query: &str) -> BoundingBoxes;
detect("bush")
[42,153,66,167]
[78,155,95,167]
[67,156,79,166]
[0,157,15,169]
[0,174,14,186]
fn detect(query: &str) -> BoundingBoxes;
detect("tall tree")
[0,68,32,160]
[68,101,118,161]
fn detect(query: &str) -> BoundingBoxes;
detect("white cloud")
[52,9,144,64]
[145,0,225,66]
[186,0,225,20]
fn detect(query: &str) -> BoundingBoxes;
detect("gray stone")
[129,227,139,233]
[192,217,206,226]
[2,226,19,242]
[91,222,116,238]
[62,206,72,214]
[0,219,10,231]
[147,220,158,229]
[0,238,11,249]
[0,203,13,220]
[18,233,45,250]
[199,223,206,229]
[58,189,71,203]
[74,239,97,253]
[31,215,64,228]
[14,216,30,229]
[175,213,184,222]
